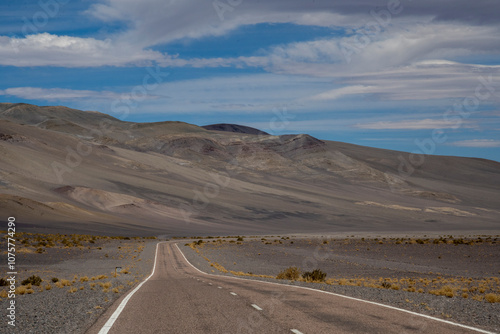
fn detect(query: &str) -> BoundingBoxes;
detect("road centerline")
[251,304,263,311]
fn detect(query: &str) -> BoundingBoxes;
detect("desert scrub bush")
[80,276,89,282]
[45,284,52,291]
[485,293,500,303]
[55,279,72,288]
[0,278,7,286]
[381,281,392,289]
[51,277,59,283]
[99,282,112,289]
[0,290,8,298]
[302,269,327,282]
[15,286,27,295]
[276,267,301,280]
[21,275,42,286]
[430,285,454,298]
[68,287,78,293]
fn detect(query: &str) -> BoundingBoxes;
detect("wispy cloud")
[450,139,500,148]
[0,33,164,67]
[0,87,159,101]
[354,119,475,130]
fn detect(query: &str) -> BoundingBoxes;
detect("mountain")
[202,123,270,135]
[0,103,499,236]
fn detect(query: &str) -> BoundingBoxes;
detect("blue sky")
[1,0,500,161]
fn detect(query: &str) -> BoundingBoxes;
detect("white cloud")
[355,119,475,130]
[0,33,164,67]
[310,85,378,100]
[450,139,500,148]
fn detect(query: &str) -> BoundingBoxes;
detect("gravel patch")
[179,237,500,333]
[0,239,158,334]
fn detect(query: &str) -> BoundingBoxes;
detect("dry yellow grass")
[210,262,228,273]
[55,279,72,288]
[485,293,500,303]
[99,282,112,289]
[15,286,27,295]
[230,271,274,279]
[430,285,455,298]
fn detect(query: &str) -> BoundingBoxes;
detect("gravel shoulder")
[179,235,500,333]
[0,235,158,334]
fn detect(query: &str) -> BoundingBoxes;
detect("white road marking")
[175,243,496,334]
[290,330,303,334]
[251,304,263,311]
[230,292,237,296]
[98,242,163,334]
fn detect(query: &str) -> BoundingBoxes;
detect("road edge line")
[98,241,163,334]
[174,243,496,334]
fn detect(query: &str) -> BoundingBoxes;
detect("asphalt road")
[87,242,492,334]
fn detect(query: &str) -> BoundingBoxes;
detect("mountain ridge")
[0,103,499,236]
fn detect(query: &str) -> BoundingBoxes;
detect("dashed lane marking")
[251,304,263,311]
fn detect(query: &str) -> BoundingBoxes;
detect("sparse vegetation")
[21,275,43,286]
[55,279,72,288]
[276,267,301,280]
[182,235,500,304]
[485,293,500,303]
[302,269,327,282]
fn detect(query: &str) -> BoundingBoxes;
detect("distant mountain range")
[202,123,269,136]
[0,103,499,236]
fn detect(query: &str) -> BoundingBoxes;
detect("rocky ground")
[0,233,157,334]
[179,234,500,333]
